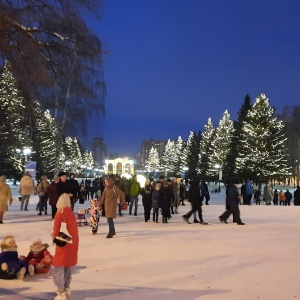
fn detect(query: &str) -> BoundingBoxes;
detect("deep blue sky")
[89,0,300,157]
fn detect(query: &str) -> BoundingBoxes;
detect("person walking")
[45,177,60,219]
[68,173,80,211]
[152,183,160,223]
[19,171,35,211]
[99,177,125,238]
[279,190,286,205]
[159,181,173,224]
[129,175,141,216]
[200,180,210,205]
[219,179,245,225]
[56,172,73,200]
[37,175,50,215]
[273,189,279,206]
[183,179,208,225]
[253,189,262,205]
[179,179,186,206]
[245,179,253,205]
[263,183,273,205]
[171,178,180,214]
[51,193,79,300]
[141,179,153,222]
[0,175,13,224]
[284,189,292,206]
[294,186,300,206]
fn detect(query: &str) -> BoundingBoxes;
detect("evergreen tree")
[82,150,94,168]
[161,139,176,176]
[31,105,62,177]
[0,61,26,175]
[199,118,215,179]
[145,147,160,172]
[174,136,185,175]
[224,94,252,180]
[183,131,201,179]
[236,93,290,182]
[209,110,235,175]
[61,136,83,174]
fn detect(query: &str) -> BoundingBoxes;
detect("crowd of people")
[1,172,300,299]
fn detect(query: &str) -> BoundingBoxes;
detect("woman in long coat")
[52,193,79,300]
[159,181,173,223]
[141,179,153,222]
[99,177,125,238]
[263,183,273,205]
[0,175,13,224]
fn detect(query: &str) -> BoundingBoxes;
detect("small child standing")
[152,183,161,223]
[89,199,100,234]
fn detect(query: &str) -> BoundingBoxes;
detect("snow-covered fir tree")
[82,150,94,168]
[182,131,201,179]
[161,139,177,176]
[223,94,252,179]
[199,118,215,178]
[145,147,160,172]
[174,136,185,175]
[61,136,83,173]
[34,104,61,175]
[0,61,26,173]
[236,93,290,181]
[209,110,235,174]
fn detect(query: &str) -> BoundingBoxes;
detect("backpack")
[130,182,140,197]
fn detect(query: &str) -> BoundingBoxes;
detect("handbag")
[122,202,128,210]
[113,186,120,204]
[52,213,73,247]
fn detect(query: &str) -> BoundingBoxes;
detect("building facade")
[91,137,107,169]
[140,139,168,167]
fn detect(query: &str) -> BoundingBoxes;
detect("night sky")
[88,0,300,156]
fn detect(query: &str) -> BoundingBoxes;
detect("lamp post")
[215,164,222,193]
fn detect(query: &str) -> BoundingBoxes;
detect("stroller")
[76,208,89,226]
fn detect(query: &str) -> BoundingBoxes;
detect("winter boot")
[1,262,8,272]
[64,287,71,298]
[28,264,35,276]
[53,290,67,300]
[17,267,26,280]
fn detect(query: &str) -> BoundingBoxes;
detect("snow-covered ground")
[0,182,299,300]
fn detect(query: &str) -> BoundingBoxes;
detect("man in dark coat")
[219,179,245,225]
[200,180,210,205]
[68,173,80,211]
[284,189,292,206]
[294,186,300,206]
[159,181,173,223]
[183,179,208,225]
[56,171,73,208]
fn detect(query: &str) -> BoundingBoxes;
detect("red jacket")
[52,207,79,267]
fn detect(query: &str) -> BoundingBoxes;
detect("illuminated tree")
[0,61,26,174]
[209,110,235,174]
[236,93,290,181]
[145,147,160,172]
[199,118,215,178]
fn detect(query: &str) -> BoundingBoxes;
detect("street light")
[215,164,222,193]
